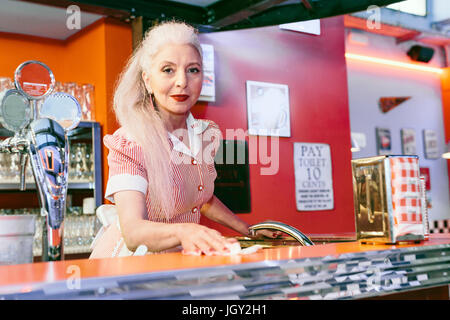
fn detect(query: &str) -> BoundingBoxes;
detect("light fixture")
[351,135,360,153]
[345,53,443,75]
[443,142,450,159]
[351,132,366,153]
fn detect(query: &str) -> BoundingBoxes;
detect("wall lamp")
[345,53,443,75]
[443,142,450,159]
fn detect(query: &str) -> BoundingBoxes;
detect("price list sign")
[294,143,334,211]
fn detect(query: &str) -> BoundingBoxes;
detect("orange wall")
[0,18,132,207]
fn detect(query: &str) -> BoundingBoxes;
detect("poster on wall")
[423,129,439,159]
[293,142,334,211]
[419,167,431,191]
[401,128,417,155]
[246,80,291,137]
[376,127,392,155]
[198,44,215,102]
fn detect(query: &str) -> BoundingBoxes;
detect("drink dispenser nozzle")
[0,60,81,261]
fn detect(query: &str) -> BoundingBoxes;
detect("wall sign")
[199,43,215,102]
[423,129,439,159]
[294,142,334,211]
[376,127,391,155]
[401,128,416,155]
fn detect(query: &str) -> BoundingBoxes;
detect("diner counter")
[0,234,449,299]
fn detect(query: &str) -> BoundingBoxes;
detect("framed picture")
[198,44,215,102]
[401,128,416,155]
[423,129,439,159]
[376,127,391,155]
[246,80,291,137]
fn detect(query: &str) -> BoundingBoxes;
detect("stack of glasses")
[69,142,94,183]
[0,207,100,256]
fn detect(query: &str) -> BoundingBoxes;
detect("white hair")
[112,21,202,221]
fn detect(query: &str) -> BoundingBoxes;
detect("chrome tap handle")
[27,118,68,261]
[1,60,80,262]
[0,137,13,153]
[19,153,28,191]
[248,221,314,246]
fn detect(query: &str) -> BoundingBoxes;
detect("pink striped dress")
[89,113,222,258]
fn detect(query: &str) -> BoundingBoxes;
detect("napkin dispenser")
[351,155,426,244]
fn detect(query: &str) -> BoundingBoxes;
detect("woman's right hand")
[175,223,234,255]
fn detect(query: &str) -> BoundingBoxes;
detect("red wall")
[194,16,356,239]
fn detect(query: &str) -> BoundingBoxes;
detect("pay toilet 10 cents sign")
[294,142,334,211]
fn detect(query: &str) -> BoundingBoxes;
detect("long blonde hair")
[113,21,203,220]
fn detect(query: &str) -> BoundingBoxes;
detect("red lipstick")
[171,95,189,102]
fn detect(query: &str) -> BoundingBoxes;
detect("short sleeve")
[104,129,148,203]
[203,120,222,150]
[201,120,222,166]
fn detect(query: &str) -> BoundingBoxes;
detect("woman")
[90,21,277,259]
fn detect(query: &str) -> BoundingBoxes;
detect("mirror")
[0,89,31,133]
[14,60,55,100]
[40,92,82,131]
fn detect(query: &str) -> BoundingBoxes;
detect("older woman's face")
[143,43,203,117]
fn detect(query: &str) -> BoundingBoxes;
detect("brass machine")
[351,155,429,244]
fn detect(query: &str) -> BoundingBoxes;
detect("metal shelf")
[0,121,103,207]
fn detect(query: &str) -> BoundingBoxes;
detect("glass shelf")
[0,182,95,190]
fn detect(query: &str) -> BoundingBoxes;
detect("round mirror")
[40,92,81,131]
[0,89,32,132]
[14,60,55,100]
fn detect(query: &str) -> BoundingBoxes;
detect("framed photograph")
[246,80,291,137]
[401,128,416,155]
[198,44,215,102]
[376,127,391,155]
[423,129,439,159]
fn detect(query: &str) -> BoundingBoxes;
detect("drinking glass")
[0,153,8,182]
[75,143,86,181]
[81,84,95,121]
[0,77,13,93]
[69,143,78,181]
[84,143,93,181]
[64,82,77,97]
[9,153,20,182]
[69,143,85,181]
[54,81,64,93]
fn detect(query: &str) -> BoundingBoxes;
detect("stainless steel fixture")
[0,60,81,261]
[248,220,314,246]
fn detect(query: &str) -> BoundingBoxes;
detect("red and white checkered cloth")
[390,157,425,238]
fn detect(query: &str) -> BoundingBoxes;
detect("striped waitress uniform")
[89,113,222,258]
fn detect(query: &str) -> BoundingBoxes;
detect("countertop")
[1,234,449,299]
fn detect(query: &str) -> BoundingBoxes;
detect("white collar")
[168,113,209,158]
